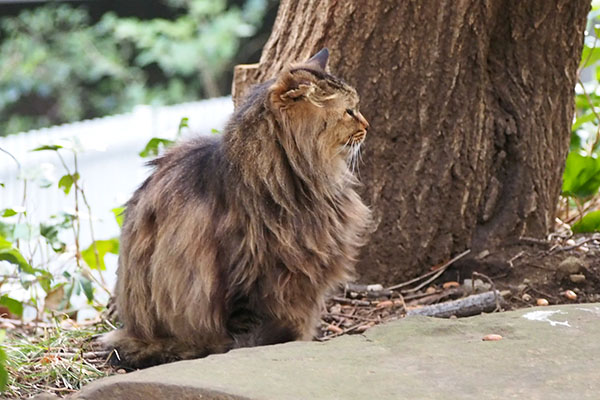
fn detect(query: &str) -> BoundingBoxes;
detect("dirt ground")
[318,233,600,340]
[4,234,599,398]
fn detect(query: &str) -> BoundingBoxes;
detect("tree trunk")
[233,0,589,285]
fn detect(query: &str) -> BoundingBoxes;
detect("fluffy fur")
[101,49,371,368]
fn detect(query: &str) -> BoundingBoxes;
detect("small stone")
[326,324,344,334]
[522,293,532,302]
[482,334,503,341]
[558,257,585,275]
[522,278,531,285]
[425,286,437,294]
[462,279,490,294]
[517,284,528,292]
[536,298,549,306]
[329,304,342,314]
[476,250,490,259]
[570,274,586,283]
[116,369,127,374]
[563,290,577,300]
[566,239,576,246]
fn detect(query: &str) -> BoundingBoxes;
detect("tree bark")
[233,0,589,285]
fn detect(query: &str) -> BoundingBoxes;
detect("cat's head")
[268,49,369,169]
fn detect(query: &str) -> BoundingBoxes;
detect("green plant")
[0,0,268,136]
[562,0,600,232]
[0,140,118,321]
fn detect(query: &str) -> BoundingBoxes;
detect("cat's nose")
[356,111,369,131]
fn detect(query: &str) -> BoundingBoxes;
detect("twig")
[406,287,465,307]
[406,290,503,318]
[331,297,371,306]
[526,286,559,301]
[386,249,471,292]
[317,321,365,341]
[551,235,600,253]
[519,236,550,246]
[577,78,600,152]
[507,251,525,268]
[325,313,381,323]
[400,249,471,294]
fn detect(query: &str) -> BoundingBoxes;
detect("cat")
[101,48,371,368]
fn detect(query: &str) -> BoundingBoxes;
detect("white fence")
[0,97,233,315]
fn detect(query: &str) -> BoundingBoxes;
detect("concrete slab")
[72,304,600,399]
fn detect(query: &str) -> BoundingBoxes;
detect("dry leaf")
[376,300,394,309]
[326,324,343,334]
[442,281,460,289]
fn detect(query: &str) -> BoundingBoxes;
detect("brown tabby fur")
[101,49,371,368]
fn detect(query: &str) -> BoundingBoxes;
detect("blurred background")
[0,0,279,135]
[0,0,278,321]
[1,0,600,324]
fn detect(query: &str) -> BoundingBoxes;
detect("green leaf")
[211,128,221,135]
[0,295,23,317]
[0,331,6,393]
[0,209,16,218]
[0,183,4,188]
[58,172,79,195]
[30,144,64,152]
[78,276,94,302]
[112,207,126,228]
[572,210,600,233]
[177,117,189,137]
[0,238,11,249]
[562,152,600,198]
[82,238,119,270]
[572,112,597,132]
[138,137,174,158]
[1,207,25,218]
[580,44,600,69]
[0,247,36,274]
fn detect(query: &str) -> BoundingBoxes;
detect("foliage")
[0,140,118,322]
[0,331,6,394]
[562,2,600,231]
[572,210,600,233]
[0,0,268,136]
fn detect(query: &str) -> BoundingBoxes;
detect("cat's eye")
[346,109,355,117]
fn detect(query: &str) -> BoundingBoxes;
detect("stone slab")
[72,304,600,400]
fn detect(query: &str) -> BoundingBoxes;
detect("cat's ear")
[306,48,329,70]
[280,81,315,101]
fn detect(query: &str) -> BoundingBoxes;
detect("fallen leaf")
[442,281,460,289]
[326,324,343,334]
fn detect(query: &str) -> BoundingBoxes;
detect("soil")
[7,234,599,398]
[318,233,600,340]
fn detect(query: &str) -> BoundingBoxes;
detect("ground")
[2,233,599,398]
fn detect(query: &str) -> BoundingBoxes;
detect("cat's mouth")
[348,130,367,146]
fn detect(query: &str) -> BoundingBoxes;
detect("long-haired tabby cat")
[101,48,371,368]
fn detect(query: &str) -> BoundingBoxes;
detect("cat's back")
[137,135,225,201]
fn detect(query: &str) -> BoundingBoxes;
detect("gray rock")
[73,304,600,400]
[558,256,586,276]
